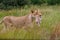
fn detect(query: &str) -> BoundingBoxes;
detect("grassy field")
[0,5,60,40]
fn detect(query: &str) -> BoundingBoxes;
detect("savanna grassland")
[0,5,60,40]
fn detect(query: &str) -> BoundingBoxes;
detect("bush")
[31,0,45,5]
[47,0,60,5]
[0,3,6,9]
[3,0,17,6]
[0,0,60,10]
[56,0,60,4]
[17,0,30,6]
[0,0,30,9]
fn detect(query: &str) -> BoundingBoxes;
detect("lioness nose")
[36,22,40,26]
[36,21,40,24]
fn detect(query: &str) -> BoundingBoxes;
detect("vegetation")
[0,0,60,40]
[0,5,60,40]
[0,0,60,9]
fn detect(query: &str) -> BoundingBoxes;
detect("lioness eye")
[39,15,41,16]
[39,15,42,18]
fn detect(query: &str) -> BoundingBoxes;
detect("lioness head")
[31,9,42,26]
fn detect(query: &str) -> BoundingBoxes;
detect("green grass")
[0,5,60,40]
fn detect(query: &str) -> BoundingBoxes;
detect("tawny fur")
[50,23,60,40]
[0,9,42,32]
[2,15,33,28]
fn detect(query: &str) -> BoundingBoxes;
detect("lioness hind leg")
[0,22,12,33]
[0,25,7,33]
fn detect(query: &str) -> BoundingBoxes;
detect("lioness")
[0,9,42,32]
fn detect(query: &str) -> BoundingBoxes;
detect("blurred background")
[0,0,60,40]
[0,0,60,10]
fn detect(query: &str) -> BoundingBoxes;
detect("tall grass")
[0,5,60,40]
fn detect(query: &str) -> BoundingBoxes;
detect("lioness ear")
[31,9,34,13]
